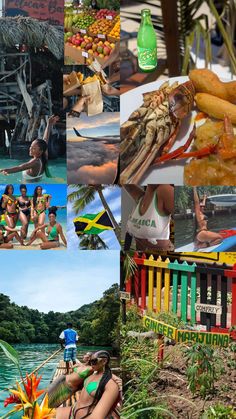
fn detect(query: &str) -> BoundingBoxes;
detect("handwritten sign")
[120,291,130,300]
[82,51,88,58]
[98,34,106,39]
[143,316,177,340]
[177,329,229,347]
[106,15,113,20]
[5,0,64,26]
[80,29,87,34]
[143,315,229,347]
[195,303,222,315]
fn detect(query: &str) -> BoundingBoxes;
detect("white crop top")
[127,192,170,243]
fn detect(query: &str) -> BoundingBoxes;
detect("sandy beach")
[0,222,67,251]
[0,238,67,251]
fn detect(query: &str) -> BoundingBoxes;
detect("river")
[175,212,236,249]
[0,343,117,418]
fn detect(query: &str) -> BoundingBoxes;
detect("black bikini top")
[18,199,31,208]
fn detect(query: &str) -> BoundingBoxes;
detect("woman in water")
[56,350,120,419]
[17,184,31,239]
[0,184,19,229]
[31,186,51,228]
[194,187,223,249]
[124,184,174,251]
[0,115,59,182]
[0,225,23,248]
[27,207,67,249]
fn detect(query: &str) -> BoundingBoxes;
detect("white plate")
[121,76,197,185]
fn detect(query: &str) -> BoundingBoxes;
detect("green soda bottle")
[137,9,157,72]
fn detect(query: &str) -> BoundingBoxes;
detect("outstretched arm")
[193,187,202,223]
[0,159,37,174]
[43,115,59,144]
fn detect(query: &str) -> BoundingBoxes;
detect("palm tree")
[68,185,121,245]
[79,234,109,250]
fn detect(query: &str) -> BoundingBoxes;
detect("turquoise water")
[0,158,67,184]
[0,343,114,418]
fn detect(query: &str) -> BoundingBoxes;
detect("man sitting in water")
[59,323,79,374]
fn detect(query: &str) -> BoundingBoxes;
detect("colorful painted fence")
[125,254,236,329]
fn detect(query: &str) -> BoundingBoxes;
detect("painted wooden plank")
[164,268,170,311]
[148,255,154,312]
[168,260,196,272]
[140,264,146,310]
[156,267,162,312]
[221,276,227,328]
[180,271,188,322]
[200,272,208,325]
[134,267,139,306]
[232,277,236,326]
[125,278,131,293]
[172,270,178,314]
[210,274,218,326]
[144,257,169,268]
[190,272,197,324]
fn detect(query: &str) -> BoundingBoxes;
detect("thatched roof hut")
[0,17,63,59]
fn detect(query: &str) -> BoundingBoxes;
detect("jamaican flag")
[74,210,114,235]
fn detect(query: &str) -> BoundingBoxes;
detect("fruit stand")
[64,1,120,66]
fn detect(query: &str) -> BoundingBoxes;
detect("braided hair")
[80,350,112,419]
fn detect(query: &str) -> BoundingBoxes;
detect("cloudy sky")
[67,185,121,250]
[67,113,120,184]
[1,251,120,313]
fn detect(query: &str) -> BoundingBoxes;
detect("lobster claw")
[168,80,195,119]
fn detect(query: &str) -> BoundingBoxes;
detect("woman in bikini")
[194,187,223,249]
[124,184,174,251]
[0,225,23,248]
[0,185,19,229]
[17,184,31,239]
[31,186,51,228]
[56,350,120,419]
[48,352,94,408]
[27,207,67,249]
[0,115,59,182]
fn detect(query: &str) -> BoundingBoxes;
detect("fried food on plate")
[195,93,236,124]
[189,69,236,104]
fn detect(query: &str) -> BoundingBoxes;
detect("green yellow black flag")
[73,210,114,235]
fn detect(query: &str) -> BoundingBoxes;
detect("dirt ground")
[155,345,236,418]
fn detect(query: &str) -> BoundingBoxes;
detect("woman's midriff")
[6,203,17,214]
[71,390,94,418]
[135,238,173,251]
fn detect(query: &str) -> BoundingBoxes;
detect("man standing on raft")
[59,323,79,374]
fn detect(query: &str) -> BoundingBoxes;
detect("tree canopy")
[0,284,119,348]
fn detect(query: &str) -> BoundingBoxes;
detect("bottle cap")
[141,9,151,15]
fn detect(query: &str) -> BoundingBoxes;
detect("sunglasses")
[90,357,106,365]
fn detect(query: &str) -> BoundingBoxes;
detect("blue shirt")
[59,328,78,349]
